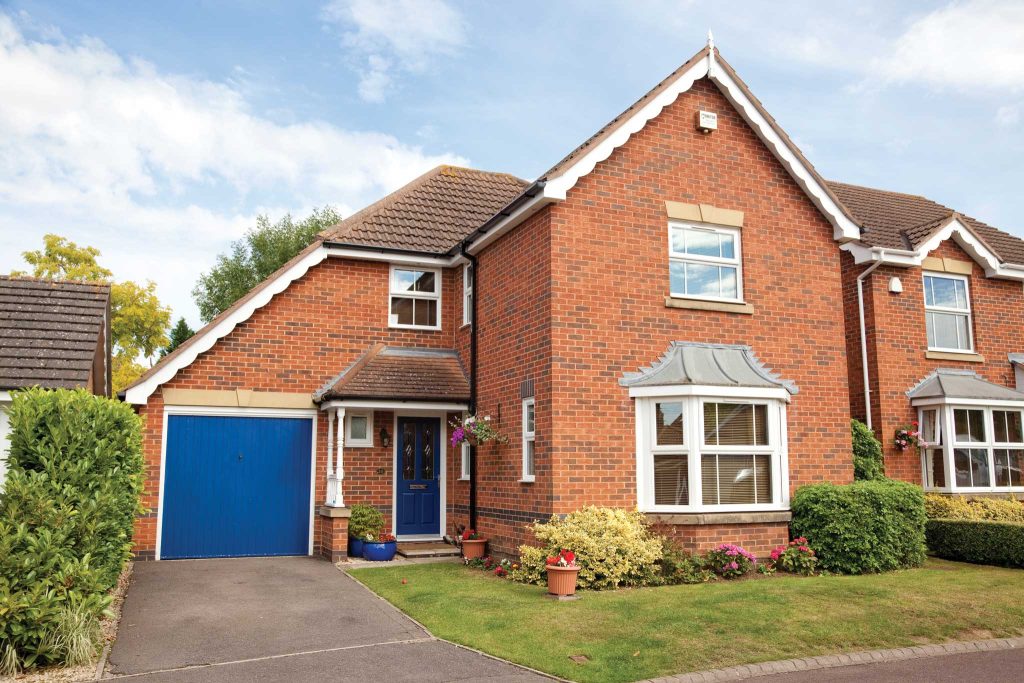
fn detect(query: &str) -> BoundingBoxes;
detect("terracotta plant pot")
[546,565,580,596]
[461,538,487,559]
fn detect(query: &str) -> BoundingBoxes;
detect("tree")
[192,206,341,322]
[13,234,171,392]
[161,317,196,358]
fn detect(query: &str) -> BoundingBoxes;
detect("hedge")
[924,494,1024,523]
[790,479,926,574]
[926,519,1024,568]
[0,388,143,674]
[851,419,885,480]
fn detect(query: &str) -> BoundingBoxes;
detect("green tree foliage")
[851,419,885,480]
[160,317,196,358]
[192,206,341,323]
[13,234,112,282]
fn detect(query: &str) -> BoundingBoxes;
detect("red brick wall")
[847,239,1024,482]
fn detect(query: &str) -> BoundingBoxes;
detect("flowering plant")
[705,543,756,578]
[545,549,578,568]
[894,422,920,451]
[369,532,396,543]
[450,414,509,448]
[464,555,517,578]
[770,537,817,576]
[460,528,482,541]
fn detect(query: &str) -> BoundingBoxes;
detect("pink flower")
[729,561,739,570]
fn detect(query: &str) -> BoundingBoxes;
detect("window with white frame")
[522,398,535,481]
[389,266,440,329]
[460,442,471,480]
[640,396,786,511]
[346,412,373,447]
[923,273,973,352]
[462,263,473,326]
[668,222,742,302]
[919,405,1024,491]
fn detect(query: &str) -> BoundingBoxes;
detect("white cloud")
[321,0,467,102]
[874,0,1024,90]
[0,12,467,324]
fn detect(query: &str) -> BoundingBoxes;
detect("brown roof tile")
[321,165,529,254]
[315,344,469,403]
[0,276,110,391]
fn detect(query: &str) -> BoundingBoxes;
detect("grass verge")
[351,559,1024,682]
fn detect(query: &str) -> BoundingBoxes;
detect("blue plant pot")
[348,537,365,559]
[362,541,398,562]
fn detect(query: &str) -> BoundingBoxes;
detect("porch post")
[325,407,335,502]
[327,408,345,507]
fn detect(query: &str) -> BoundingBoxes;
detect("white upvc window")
[345,411,373,447]
[923,273,973,352]
[918,404,1024,492]
[637,395,788,512]
[668,221,742,302]
[389,265,441,330]
[460,442,471,480]
[462,263,473,326]
[521,398,536,482]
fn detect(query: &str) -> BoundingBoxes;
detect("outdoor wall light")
[379,426,391,448]
[889,276,903,294]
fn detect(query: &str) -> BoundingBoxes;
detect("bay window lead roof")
[907,369,1024,402]
[620,342,798,394]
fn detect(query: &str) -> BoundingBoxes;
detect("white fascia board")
[627,385,791,402]
[319,399,468,412]
[912,397,1024,408]
[543,56,711,202]
[708,63,861,243]
[323,246,459,268]
[124,246,331,404]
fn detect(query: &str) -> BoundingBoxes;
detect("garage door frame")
[156,405,318,561]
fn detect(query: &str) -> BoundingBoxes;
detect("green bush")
[513,507,663,590]
[657,542,715,585]
[0,388,143,674]
[926,519,1024,568]
[790,479,926,574]
[851,419,885,480]
[347,503,385,539]
[924,494,1024,523]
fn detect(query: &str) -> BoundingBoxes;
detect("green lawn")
[350,560,1024,682]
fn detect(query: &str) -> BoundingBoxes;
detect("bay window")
[919,404,1024,492]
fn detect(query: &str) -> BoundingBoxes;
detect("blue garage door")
[162,415,313,559]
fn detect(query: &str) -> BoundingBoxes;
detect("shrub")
[513,507,663,590]
[924,494,1024,523]
[851,419,885,481]
[790,479,926,574]
[705,544,756,578]
[348,503,384,539]
[0,388,142,674]
[926,519,1024,568]
[770,537,818,576]
[657,542,715,585]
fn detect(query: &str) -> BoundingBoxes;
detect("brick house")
[122,41,1017,563]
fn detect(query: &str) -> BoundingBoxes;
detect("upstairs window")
[923,273,972,352]
[463,263,473,326]
[669,222,742,302]
[390,266,440,330]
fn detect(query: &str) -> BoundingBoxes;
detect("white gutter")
[857,251,886,430]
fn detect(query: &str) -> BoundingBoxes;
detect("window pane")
[655,402,684,445]
[685,228,721,257]
[701,454,718,505]
[720,266,738,299]
[670,227,686,254]
[928,312,965,349]
[349,416,367,441]
[994,411,1023,443]
[720,233,735,259]
[704,403,767,446]
[393,268,418,292]
[461,443,471,478]
[701,454,768,505]
[955,279,968,309]
[995,449,1024,487]
[954,448,990,487]
[654,453,688,505]
[921,409,940,445]
[401,423,415,481]
[928,276,962,309]
[954,409,985,443]
[525,402,535,434]
[685,262,720,297]
[421,424,435,480]
[414,271,435,293]
[525,440,535,477]
[391,297,414,325]
[669,261,685,295]
[412,299,437,327]
[925,449,946,488]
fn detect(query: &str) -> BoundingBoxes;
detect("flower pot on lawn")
[461,538,487,559]
[348,537,365,559]
[545,565,580,597]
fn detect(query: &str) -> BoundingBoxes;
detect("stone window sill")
[925,350,985,363]
[646,510,792,525]
[665,296,755,315]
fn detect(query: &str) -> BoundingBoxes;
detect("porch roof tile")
[314,343,470,403]
[907,369,1024,402]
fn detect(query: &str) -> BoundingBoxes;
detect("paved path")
[107,556,547,682]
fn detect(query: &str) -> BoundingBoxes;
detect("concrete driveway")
[107,557,547,682]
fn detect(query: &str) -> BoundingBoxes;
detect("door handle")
[238,452,243,461]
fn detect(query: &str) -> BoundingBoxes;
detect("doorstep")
[397,541,461,559]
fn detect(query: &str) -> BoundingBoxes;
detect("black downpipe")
[460,241,479,531]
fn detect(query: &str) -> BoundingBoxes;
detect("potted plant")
[348,503,384,559]
[460,528,487,559]
[362,532,398,561]
[449,414,509,448]
[545,549,580,597]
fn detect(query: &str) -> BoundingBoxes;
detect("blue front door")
[162,415,312,559]
[395,417,441,537]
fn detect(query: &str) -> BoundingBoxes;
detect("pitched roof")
[321,165,529,254]
[620,342,798,395]
[828,181,1024,265]
[0,276,110,392]
[907,369,1024,403]
[314,344,470,403]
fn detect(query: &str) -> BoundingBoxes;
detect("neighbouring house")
[0,276,112,485]
[121,39,1015,564]
[836,184,1024,496]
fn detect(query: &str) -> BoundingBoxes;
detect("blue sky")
[1,0,1023,328]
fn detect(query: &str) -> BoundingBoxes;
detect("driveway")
[107,557,547,682]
